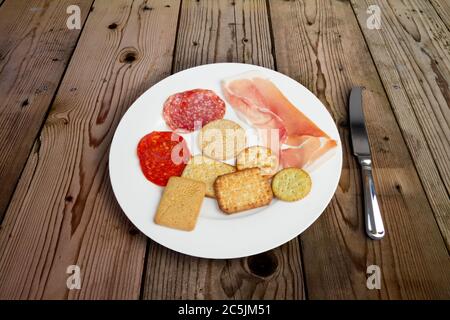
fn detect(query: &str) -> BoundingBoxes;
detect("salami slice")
[163,89,226,132]
[137,131,190,186]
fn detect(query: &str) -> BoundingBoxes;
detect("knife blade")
[349,86,370,157]
[349,87,385,240]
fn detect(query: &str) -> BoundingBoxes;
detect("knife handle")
[360,158,385,240]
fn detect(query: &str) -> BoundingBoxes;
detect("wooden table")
[0,0,449,300]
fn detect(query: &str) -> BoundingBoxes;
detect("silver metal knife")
[349,87,385,240]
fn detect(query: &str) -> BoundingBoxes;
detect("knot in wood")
[108,23,118,29]
[119,49,138,64]
[247,251,278,278]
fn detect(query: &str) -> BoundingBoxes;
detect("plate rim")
[109,62,343,259]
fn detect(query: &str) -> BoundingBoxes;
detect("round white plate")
[109,63,342,259]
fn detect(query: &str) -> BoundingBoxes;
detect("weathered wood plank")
[269,0,450,299]
[350,0,450,249]
[145,241,303,299]
[430,0,450,31]
[0,0,180,299]
[0,0,94,221]
[142,0,304,300]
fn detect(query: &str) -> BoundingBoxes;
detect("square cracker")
[182,155,236,197]
[154,177,206,231]
[214,168,273,214]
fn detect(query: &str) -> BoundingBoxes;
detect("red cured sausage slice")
[163,89,226,132]
[137,131,190,186]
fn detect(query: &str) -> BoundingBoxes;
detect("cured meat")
[281,136,337,170]
[222,77,288,144]
[163,89,226,132]
[222,71,331,145]
[222,71,337,170]
[137,131,190,186]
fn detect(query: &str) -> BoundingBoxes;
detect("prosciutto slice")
[281,136,337,170]
[222,71,337,169]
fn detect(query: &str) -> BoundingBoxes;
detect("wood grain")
[269,0,450,299]
[0,0,93,221]
[430,0,450,31]
[350,0,450,249]
[142,0,304,300]
[0,0,180,299]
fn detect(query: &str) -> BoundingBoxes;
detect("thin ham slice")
[222,71,331,145]
[281,136,337,170]
[222,74,288,143]
[222,71,337,170]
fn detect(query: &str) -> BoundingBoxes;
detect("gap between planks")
[0,0,95,224]
[0,0,181,299]
[349,0,450,251]
[141,0,305,300]
[268,0,450,299]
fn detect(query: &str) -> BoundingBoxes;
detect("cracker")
[182,155,236,197]
[236,146,279,176]
[154,176,206,231]
[198,119,247,160]
[271,168,312,202]
[214,168,273,214]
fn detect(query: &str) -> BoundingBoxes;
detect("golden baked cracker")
[236,146,279,176]
[198,119,246,160]
[214,168,273,214]
[271,168,312,202]
[182,155,236,197]
[154,176,206,231]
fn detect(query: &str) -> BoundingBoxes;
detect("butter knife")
[349,87,385,240]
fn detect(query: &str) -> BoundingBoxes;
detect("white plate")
[109,63,342,259]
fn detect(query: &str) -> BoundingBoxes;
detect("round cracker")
[198,119,247,160]
[272,168,312,201]
[236,146,279,176]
